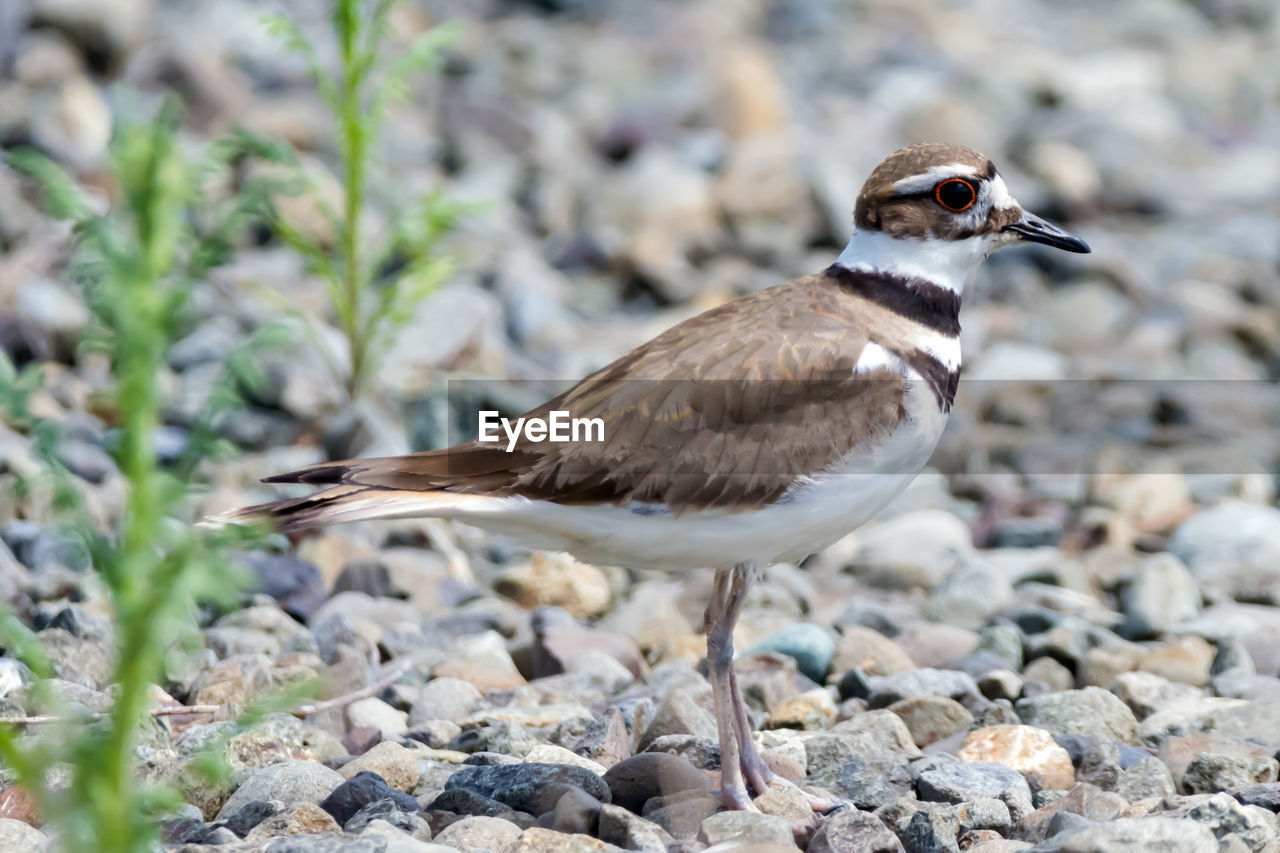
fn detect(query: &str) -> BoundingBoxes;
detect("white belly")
[443,380,949,571]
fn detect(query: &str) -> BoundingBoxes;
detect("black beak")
[1003,211,1091,254]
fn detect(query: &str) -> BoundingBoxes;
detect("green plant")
[264,0,464,400]
[0,104,271,853]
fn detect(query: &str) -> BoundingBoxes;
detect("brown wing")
[267,277,910,514]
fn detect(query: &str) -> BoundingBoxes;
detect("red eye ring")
[935,178,977,212]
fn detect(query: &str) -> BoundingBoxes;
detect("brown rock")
[752,784,812,822]
[1023,657,1076,692]
[831,626,916,678]
[894,623,979,669]
[1158,733,1274,787]
[734,652,798,712]
[1140,636,1214,686]
[343,726,381,756]
[958,725,1075,791]
[571,707,631,769]
[1023,783,1126,843]
[1080,644,1144,689]
[637,689,717,751]
[0,787,40,826]
[603,753,711,813]
[338,741,420,791]
[515,826,626,852]
[494,553,612,619]
[244,802,340,841]
[765,696,831,731]
[433,632,527,692]
[890,696,975,748]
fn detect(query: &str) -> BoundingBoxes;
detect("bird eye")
[935,178,977,212]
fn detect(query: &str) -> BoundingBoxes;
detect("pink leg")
[704,564,757,811]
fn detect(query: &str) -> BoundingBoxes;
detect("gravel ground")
[2,0,1280,851]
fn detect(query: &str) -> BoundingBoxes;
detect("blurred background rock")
[2,1,1280,849]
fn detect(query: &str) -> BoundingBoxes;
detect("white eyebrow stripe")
[986,173,1018,210]
[891,163,982,195]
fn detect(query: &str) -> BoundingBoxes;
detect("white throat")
[836,229,991,295]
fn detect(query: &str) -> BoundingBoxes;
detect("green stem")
[339,0,367,399]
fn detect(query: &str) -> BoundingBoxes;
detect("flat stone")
[917,761,1033,806]
[959,726,1075,791]
[808,753,913,811]
[1232,782,1280,812]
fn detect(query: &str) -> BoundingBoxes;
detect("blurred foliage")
[0,103,276,853]
[262,0,466,400]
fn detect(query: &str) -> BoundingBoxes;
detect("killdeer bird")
[220,143,1089,814]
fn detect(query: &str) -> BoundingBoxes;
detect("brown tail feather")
[204,485,470,533]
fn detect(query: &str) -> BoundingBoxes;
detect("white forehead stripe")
[891,163,982,195]
[986,174,1018,210]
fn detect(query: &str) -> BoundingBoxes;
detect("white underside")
[403,361,950,571]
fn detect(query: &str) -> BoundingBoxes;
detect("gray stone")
[1232,782,1280,812]
[808,753,913,810]
[217,760,345,821]
[697,810,793,846]
[430,815,523,853]
[808,807,904,853]
[1122,554,1201,638]
[1185,792,1276,852]
[917,761,1033,806]
[345,797,431,837]
[900,808,960,853]
[0,819,46,853]
[1116,756,1177,802]
[1183,753,1279,794]
[637,688,717,750]
[262,835,387,852]
[443,763,609,815]
[1030,816,1217,852]
[864,668,985,711]
[1168,503,1280,597]
[597,804,673,853]
[1016,688,1139,744]
[923,560,1015,630]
